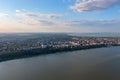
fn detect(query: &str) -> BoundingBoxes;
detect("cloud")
[24,19,54,26]
[56,19,120,32]
[41,14,63,19]
[61,19,120,27]
[16,10,21,13]
[23,12,63,19]
[15,10,63,26]
[17,12,62,19]
[70,0,120,12]
[63,0,73,3]
[16,10,120,28]
[0,13,9,17]
[36,20,54,25]
[16,12,56,25]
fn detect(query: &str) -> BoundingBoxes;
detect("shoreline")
[0,44,120,62]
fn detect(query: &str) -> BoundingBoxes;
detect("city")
[0,33,120,54]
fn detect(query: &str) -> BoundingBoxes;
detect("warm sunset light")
[0,0,120,33]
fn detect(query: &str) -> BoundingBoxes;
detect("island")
[0,33,120,62]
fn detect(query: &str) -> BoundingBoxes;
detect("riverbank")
[0,44,120,62]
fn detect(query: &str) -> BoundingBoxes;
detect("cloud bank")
[70,0,120,12]
[0,13,9,17]
[16,10,62,25]
[62,19,120,27]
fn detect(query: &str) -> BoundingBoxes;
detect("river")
[0,47,120,80]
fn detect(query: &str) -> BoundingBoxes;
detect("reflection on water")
[0,47,120,80]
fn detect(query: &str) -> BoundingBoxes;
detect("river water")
[0,47,120,80]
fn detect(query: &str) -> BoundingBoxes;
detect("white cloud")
[70,0,120,12]
[16,10,21,13]
[0,13,9,17]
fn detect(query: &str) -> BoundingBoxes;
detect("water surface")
[0,47,120,80]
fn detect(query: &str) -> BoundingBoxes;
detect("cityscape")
[0,33,120,54]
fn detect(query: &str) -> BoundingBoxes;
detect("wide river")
[0,47,120,80]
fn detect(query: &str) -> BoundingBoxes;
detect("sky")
[0,0,120,33]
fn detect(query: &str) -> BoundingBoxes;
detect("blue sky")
[0,0,120,33]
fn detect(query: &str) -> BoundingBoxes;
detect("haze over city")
[0,0,120,33]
